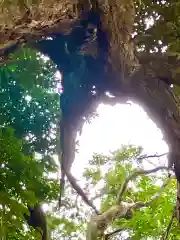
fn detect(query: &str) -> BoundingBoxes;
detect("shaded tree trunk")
[1,0,180,238]
[1,0,179,159]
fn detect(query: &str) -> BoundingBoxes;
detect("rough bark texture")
[98,0,138,78]
[95,0,180,169]
[1,0,180,238]
[86,202,134,240]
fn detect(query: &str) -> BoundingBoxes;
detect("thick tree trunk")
[95,0,180,167]
[1,0,180,237]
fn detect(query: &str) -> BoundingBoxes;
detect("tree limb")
[66,171,100,214]
[105,228,125,239]
[134,175,174,209]
[86,172,172,240]
[136,52,180,87]
[86,202,134,240]
[162,206,176,240]
[117,166,169,203]
[137,152,168,160]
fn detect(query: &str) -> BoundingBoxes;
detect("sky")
[72,101,169,178]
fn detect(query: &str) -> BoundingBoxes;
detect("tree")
[0,46,61,239]
[0,127,59,239]
[52,146,180,240]
[1,0,180,236]
[1,0,180,182]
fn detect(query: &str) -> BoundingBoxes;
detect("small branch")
[66,171,100,214]
[90,187,107,202]
[105,228,125,239]
[137,152,168,160]
[162,207,176,240]
[58,199,71,208]
[134,175,173,209]
[90,193,104,201]
[117,166,169,203]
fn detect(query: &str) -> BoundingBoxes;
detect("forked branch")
[66,171,100,214]
[117,166,169,203]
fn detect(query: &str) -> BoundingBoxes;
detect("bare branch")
[137,152,168,160]
[90,193,104,202]
[117,166,169,203]
[105,228,125,239]
[90,187,107,202]
[66,171,100,214]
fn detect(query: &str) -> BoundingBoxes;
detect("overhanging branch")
[0,18,80,64]
[134,175,174,209]
[66,171,100,214]
[162,206,176,240]
[105,228,125,239]
[137,152,168,160]
[117,166,169,203]
[136,52,180,87]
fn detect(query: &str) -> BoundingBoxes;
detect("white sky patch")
[145,17,154,30]
[24,95,32,102]
[72,102,168,179]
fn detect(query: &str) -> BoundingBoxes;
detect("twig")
[105,228,124,239]
[117,166,169,203]
[137,152,168,160]
[134,175,173,209]
[162,206,176,240]
[90,187,107,201]
[66,171,100,214]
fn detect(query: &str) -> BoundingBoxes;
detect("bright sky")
[72,102,169,178]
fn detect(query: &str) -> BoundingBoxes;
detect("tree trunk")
[1,0,179,159]
[1,0,180,237]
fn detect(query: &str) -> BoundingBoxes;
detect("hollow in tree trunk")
[1,0,180,239]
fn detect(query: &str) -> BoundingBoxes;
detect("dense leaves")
[0,127,59,239]
[53,146,180,239]
[0,46,60,155]
[0,46,60,238]
[2,0,180,239]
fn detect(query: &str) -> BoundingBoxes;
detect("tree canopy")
[50,146,180,239]
[1,0,180,239]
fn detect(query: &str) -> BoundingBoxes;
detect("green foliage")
[135,0,180,52]
[0,127,59,239]
[0,46,60,238]
[54,146,180,239]
[2,0,180,238]
[0,46,60,155]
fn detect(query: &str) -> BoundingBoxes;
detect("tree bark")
[94,0,180,168]
[1,0,180,235]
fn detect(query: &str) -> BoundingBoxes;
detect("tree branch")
[134,175,174,209]
[117,166,169,203]
[66,171,100,214]
[105,228,125,239]
[137,152,168,160]
[162,206,176,240]
[86,174,172,240]
[136,52,180,87]
[86,202,134,240]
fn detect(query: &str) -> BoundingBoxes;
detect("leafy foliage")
[0,46,60,238]
[2,0,180,239]
[0,127,59,239]
[53,146,180,239]
[0,46,60,155]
